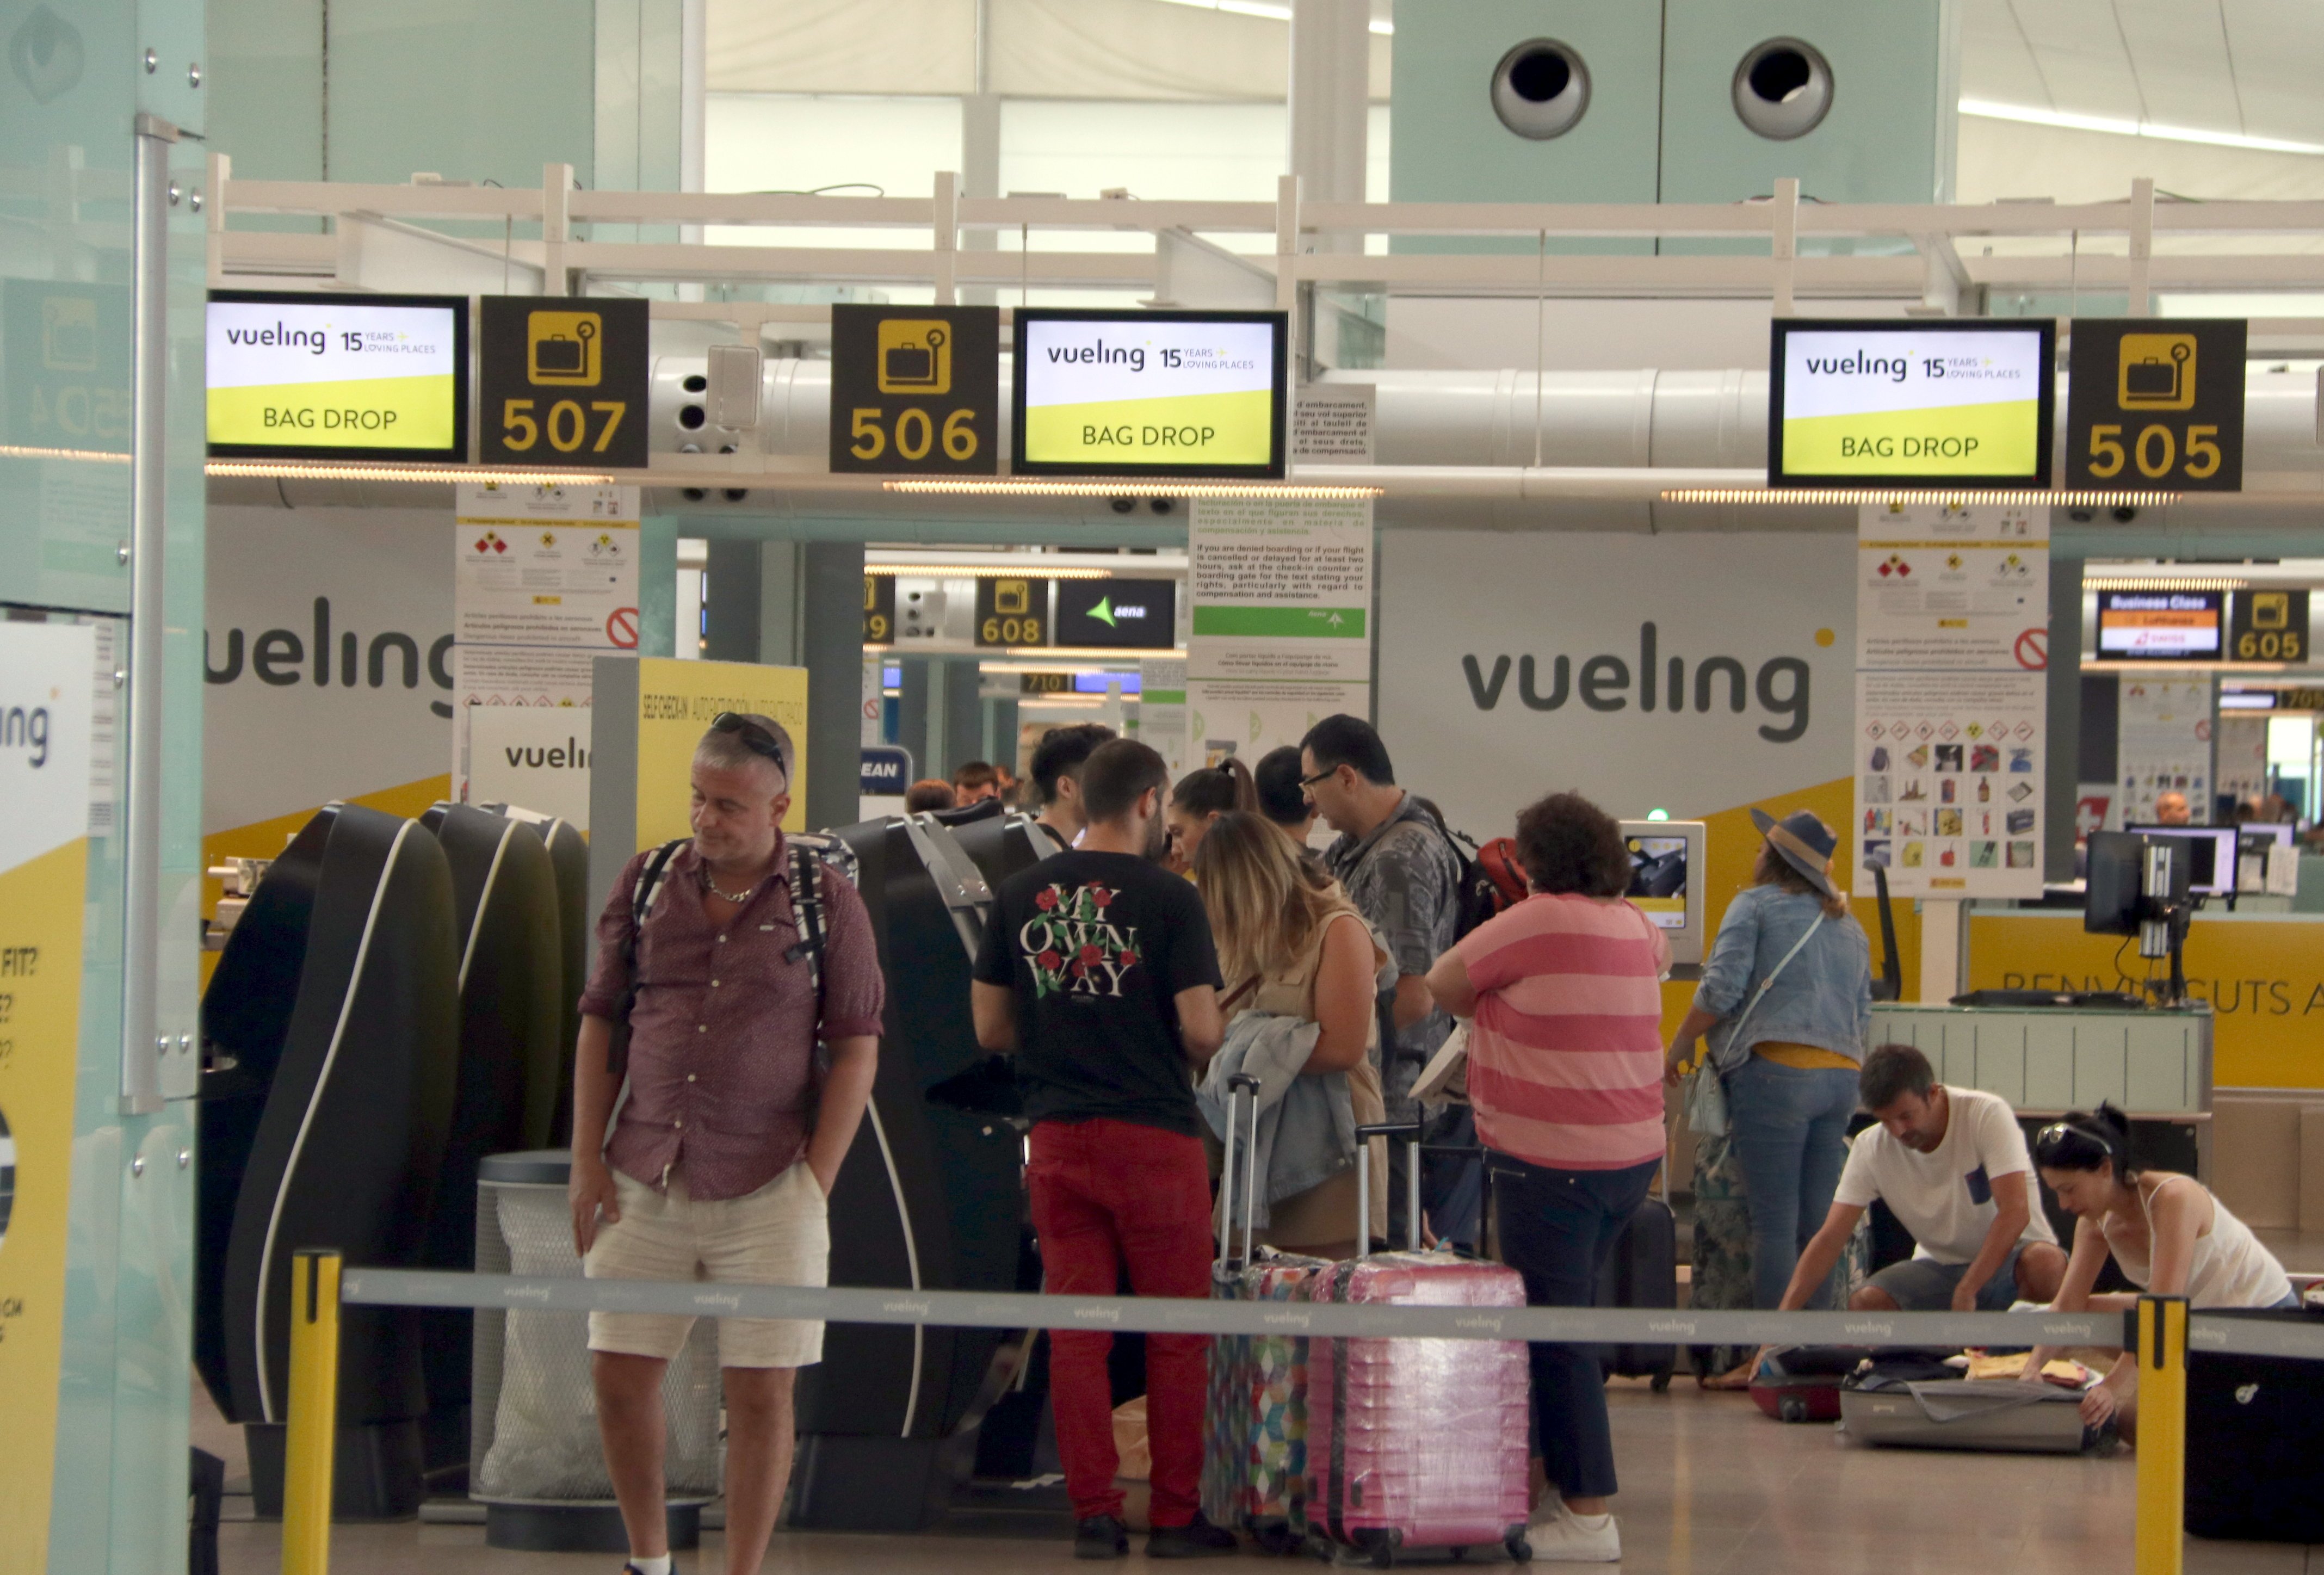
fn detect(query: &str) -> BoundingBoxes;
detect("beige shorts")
[584,1161,830,1369]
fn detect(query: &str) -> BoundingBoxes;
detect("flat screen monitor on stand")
[1618,820,1706,972]
[2085,830,2196,1004]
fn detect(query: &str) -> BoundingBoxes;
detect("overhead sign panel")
[207,289,468,461]
[829,304,1000,475]
[2065,318,2246,491]
[2097,589,2223,660]
[974,575,1050,648]
[2228,589,2308,664]
[479,295,648,468]
[1769,319,2055,489]
[1013,309,1287,479]
[1056,577,1178,650]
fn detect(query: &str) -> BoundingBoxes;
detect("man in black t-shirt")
[971,739,1234,1561]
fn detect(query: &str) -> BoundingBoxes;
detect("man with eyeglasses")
[568,712,884,1575]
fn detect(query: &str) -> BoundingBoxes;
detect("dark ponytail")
[2032,1101,2139,1182]
[1171,756,1257,818]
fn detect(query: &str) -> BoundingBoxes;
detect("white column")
[1918,898,1963,1004]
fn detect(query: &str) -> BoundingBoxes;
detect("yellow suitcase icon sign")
[529,310,602,386]
[876,319,951,394]
[2252,591,2291,631]
[2117,332,2196,411]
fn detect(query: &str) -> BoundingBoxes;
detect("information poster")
[1187,497,1371,768]
[2118,675,2214,825]
[0,622,93,1572]
[1855,504,2048,896]
[452,483,638,804]
[1135,657,1189,777]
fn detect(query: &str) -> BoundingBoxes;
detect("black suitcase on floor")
[2186,1307,2324,1542]
[1595,1187,1677,1389]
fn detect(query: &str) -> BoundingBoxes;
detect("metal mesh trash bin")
[472,1151,721,1551]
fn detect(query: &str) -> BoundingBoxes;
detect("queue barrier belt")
[338,1268,2324,1361]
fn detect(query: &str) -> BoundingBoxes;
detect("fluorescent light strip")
[885,479,1382,500]
[866,564,1112,579]
[2,444,131,464]
[208,462,617,485]
[1960,98,2324,157]
[2085,576,2248,591]
[1662,488,2179,508]
[1150,0,1392,33]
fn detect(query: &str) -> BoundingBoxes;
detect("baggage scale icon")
[876,319,951,394]
[527,310,602,386]
[2117,332,2196,410]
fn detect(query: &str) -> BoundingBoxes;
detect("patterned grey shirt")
[1322,792,1462,1113]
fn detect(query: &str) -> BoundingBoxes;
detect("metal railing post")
[2133,1294,2187,1575]
[282,1249,343,1575]
[1771,176,1800,317]
[932,170,957,306]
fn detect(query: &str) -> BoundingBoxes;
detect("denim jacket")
[1691,884,1872,1069]
[1195,1012,1356,1227]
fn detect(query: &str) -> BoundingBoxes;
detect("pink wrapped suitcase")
[1301,1126,1532,1566]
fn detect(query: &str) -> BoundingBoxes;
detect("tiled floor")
[207,1376,2323,1574]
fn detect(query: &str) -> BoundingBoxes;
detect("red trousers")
[1028,1117,1214,1527]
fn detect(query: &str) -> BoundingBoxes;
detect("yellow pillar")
[282,1249,343,1575]
[2134,1294,2189,1575]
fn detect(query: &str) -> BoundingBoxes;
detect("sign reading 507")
[829,305,999,475]
[479,296,650,468]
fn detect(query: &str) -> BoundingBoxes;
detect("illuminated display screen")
[2097,590,2223,659]
[207,289,468,461]
[1012,309,1285,478]
[1770,319,2054,488]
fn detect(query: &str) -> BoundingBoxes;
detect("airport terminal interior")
[16,0,2324,1571]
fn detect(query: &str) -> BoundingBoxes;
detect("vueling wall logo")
[1020,884,1142,999]
[1461,620,1816,744]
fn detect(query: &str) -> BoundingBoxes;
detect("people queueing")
[1664,808,1873,1311]
[1768,1043,2066,1319]
[1424,790,1670,1564]
[2020,1104,2295,1440]
[1252,744,1320,847]
[953,759,1003,805]
[904,777,957,813]
[1028,722,1116,848]
[969,739,1240,1560]
[1164,756,1258,875]
[1193,809,1390,1261]
[567,714,884,1575]
[1299,714,1476,1247]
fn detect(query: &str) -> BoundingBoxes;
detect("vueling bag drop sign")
[1015,310,1285,478]
[1772,322,2054,488]
[207,290,468,461]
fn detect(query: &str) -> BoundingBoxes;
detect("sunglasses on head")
[2032,1121,2109,1166]
[711,712,789,780]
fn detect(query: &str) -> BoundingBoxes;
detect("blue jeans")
[1725,1055,1859,1311]
[1488,1151,1660,1502]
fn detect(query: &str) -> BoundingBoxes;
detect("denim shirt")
[1691,884,1872,1068]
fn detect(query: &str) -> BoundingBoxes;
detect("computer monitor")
[2238,823,2295,893]
[2084,830,2194,935]
[2125,823,2239,897]
[1618,820,1706,968]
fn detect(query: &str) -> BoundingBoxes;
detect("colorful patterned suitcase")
[1301,1126,1532,1566]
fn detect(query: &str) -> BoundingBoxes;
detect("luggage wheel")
[1505,1532,1534,1564]
[1352,1529,1400,1568]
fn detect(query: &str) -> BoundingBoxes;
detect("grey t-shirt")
[1323,793,1462,1113]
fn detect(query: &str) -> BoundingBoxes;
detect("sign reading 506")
[480,296,649,468]
[830,305,999,475]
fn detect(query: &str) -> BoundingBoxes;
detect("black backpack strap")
[608,837,687,1076]
[787,842,830,1033]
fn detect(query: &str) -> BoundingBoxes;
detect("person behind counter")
[1766,1045,2065,1318]
[1663,809,1871,1312]
[2020,1105,2295,1439]
[969,738,1236,1560]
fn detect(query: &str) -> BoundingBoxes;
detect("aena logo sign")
[1462,621,1813,744]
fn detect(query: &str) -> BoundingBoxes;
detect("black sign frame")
[863,572,897,645]
[478,295,649,469]
[2228,588,2309,665]
[974,575,1052,648]
[1055,577,1177,650]
[2065,318,2247,492]
[829,304,1000,476]
[206,288,470,462]
[1010,308,1289,480]
[2096,588,2225,662]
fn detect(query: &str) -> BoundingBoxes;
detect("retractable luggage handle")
[1217,1072,1264,1271]
[1354,1120,1425,1257]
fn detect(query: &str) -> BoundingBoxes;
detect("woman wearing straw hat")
[1664,810,1872,1314]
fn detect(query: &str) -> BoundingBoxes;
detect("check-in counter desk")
[1869,1001,2212,1181]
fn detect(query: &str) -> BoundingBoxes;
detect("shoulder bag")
[1688,911,1825,1138]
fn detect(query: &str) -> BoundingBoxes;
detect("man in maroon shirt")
[568,714,882,1575]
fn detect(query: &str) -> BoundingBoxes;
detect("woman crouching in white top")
[2022,1103,2295,1441]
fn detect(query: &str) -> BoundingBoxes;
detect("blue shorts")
[1864,1242,2034,1312]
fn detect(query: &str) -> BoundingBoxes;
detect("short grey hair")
[695,712,793,786]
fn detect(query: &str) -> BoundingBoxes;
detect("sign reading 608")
[479,297,650,469]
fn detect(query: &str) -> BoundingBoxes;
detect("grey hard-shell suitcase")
[1838,1374,2106,1454]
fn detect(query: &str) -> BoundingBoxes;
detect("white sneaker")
[1524,1503,1622,1563]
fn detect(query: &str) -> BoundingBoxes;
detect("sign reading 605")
[830,305,1000,476]
[479,297,649,468]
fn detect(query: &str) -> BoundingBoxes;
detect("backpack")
[607,831,860,1077]
[1413,806,1526,943]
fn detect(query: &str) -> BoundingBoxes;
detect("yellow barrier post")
[282,1248,343,1575]
[2134,1294,2189,1575]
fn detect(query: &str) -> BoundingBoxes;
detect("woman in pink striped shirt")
[1425,790,1670,1565]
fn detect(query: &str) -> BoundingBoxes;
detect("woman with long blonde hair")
[1195,811,1387,1256]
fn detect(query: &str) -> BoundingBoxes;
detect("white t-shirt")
[1834,1087,2059,1264]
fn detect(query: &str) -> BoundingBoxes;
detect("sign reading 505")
[479,296,650,468]
[829,305,999,475]
[2066,318,2246,491]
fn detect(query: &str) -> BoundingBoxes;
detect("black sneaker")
[1147,1513,1239,1559]
[1074,1514,1130,1560]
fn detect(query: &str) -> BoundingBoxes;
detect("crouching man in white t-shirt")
[1772,1043,2068,1314]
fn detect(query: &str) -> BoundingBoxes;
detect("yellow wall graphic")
[633,659,809,851]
